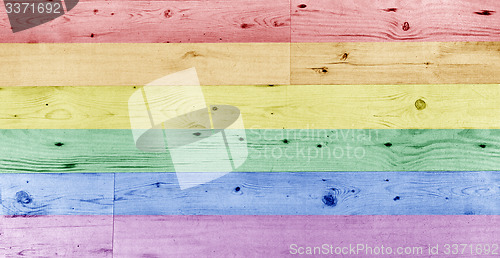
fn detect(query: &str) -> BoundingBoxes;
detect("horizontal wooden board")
[3,42,499,86]
[0,0,290,43]
[113,215,500,257]
[0,129,499,172]
[5,42,500,87]
[114,171,500,215]
[1,84,500,129]
[0,173,113,215]
[292,0,500,42]
[2,172,497,215]
[2,215,113,257]
[0,43,290,86]
[291,42,500,85]
[4,0,499,43]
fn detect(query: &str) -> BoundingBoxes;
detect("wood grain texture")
[2,84,500,129]
[113,215,500,257]
[0,173,113,215]
[0,0,290,43]
[114,171,500,215]
[291,0,500,42]
[1,172,496,216]
[0,43,290,86]
[291,42,500,85]
[2,215,113,257]
[0,129,499,172]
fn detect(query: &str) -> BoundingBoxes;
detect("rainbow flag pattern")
[1,0,499,257]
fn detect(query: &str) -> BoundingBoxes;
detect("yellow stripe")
[1,84,499,129]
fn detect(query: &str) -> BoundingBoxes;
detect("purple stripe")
[3,215,499,256]
[112,215,500,257]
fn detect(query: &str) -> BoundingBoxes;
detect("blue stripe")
[2,172,499,215]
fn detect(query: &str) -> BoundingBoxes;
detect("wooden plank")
[0,173,114,215]
[1,84,500,129]
[0,0,290,43]
[113,215,500,257]
[0,172,496,215]
[4,42,498,86]
[0,85,287,129]
[0,43,290,86]
[2,215,113,257]
[0,216,4,257]
[291,42,500,85]
[291,0,500,42]
[0,129,499,172]
[114,171,500,215]
[0,172,496,216]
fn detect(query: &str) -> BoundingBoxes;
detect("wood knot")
[384,8,397,12]
[16,191,32,205]
[475,10,495,16]
[402,22,410,31]
[322,193,337,207]
[340,52,349,61]
[298,4,307,8]
[415,99,426,110]
[273,21,285,27]
[240,23,254,29]
[182,51,202,58]
[164,9,173,18]
[233,186,243,195]
[312,67,328,74]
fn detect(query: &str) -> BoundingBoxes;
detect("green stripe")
[0,129,498,172]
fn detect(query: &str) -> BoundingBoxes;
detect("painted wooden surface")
[291,42,500,85]
[3,0,500,43]
[2,215,113,257]
[0,43,290,86]
[1,84,500,129]
[114,171,500,215]
[3,42,500,86]
[113,215,500,257]
[2,215,498,256]
[2,172,497,216]
[0,0,290,43]
[291,0,500,42]
[0,129,499,172]
[0,173,113,215]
